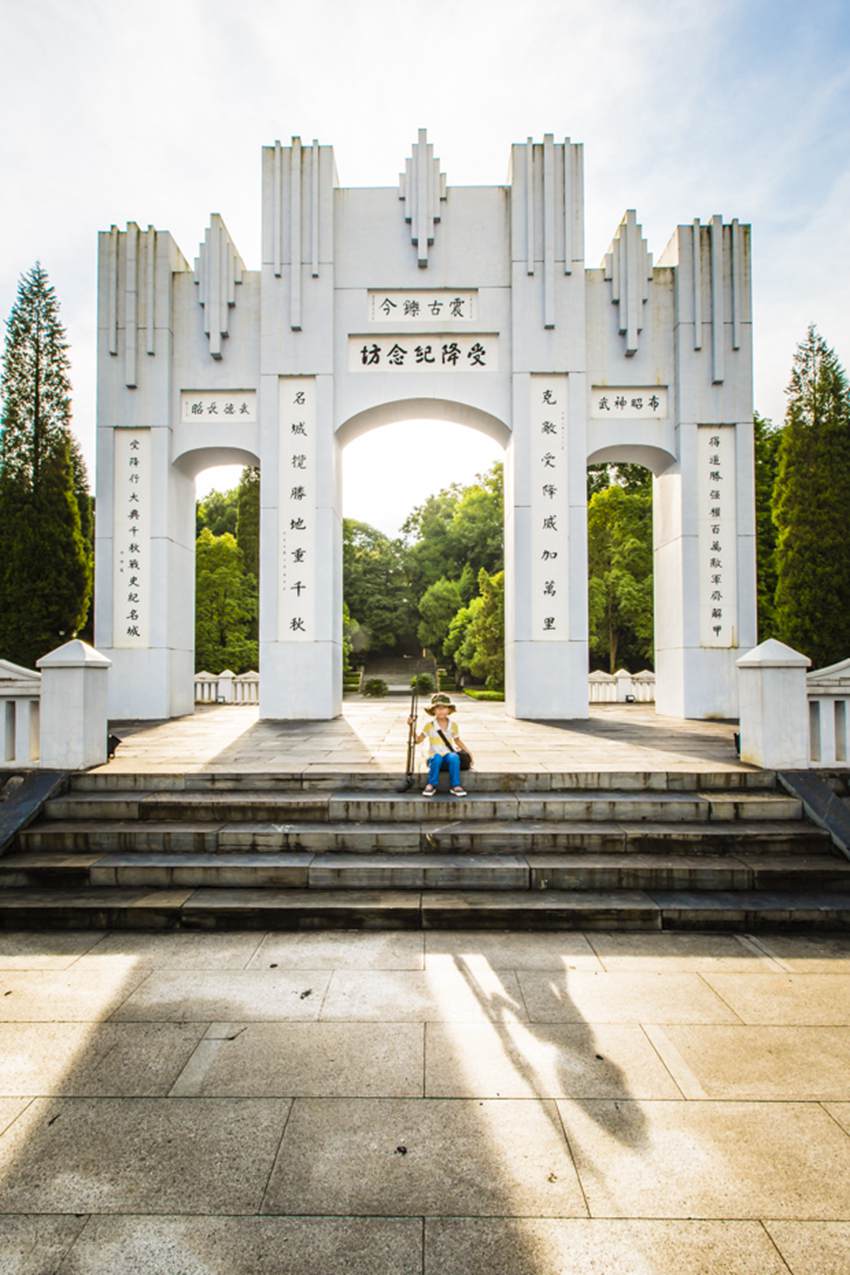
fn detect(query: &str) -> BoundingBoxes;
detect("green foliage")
[773,326,850,667]
[0,263,92,666]
[362,677,389,697]
[753,413,783,640]
[463,688,505,701]
[587,482,653,673]
[236,467,260,579]
[410,672,435,693]
[402,463,503,600]
[194,528,258,673]
[587,462,651,500]
[417,576,464,655]
[451,568,505,689]
[196,485,238,538]
[343,519,416,653]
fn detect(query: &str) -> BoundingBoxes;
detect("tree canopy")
[0,264,92,667]
[772,326,850,667]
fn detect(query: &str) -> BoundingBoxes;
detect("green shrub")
[463,688,504,701]
[362,678,389,697]
[410,673,435,693]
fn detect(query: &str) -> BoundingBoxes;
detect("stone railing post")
[736,639,811,769]
[36,640,112,770]
[217,670,235,704]
[614,669,633,702]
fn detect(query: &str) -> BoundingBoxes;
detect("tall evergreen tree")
[773,326,850,668]
[0,264,92,667]
[753,412,782,640]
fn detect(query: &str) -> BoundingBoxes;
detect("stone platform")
[101,699,747,777]
[0,927,849,1274]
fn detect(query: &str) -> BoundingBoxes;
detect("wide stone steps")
[2,849,849,894]
[41,788,804,824]
[0,886,847,932]
[17,818,828,856]
[2,772,847,931]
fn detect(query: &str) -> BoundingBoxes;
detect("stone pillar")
[37,641,112,770]
[736,639,811,769]
[654,218,757,719]
[506,137,589,719]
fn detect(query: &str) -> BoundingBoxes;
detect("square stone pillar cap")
[36,639,112,670]
[736,639,811,670]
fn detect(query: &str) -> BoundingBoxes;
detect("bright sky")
[2,0,848,534]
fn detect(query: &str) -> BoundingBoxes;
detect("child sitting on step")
[407,693,471,798]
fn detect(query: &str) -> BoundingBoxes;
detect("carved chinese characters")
[590,387,667,419]
[180,391,257,422]
[698,425,738,647]
[112,429,151,648]
[278,378,316,641]
[349,334,497,371]
[530,376,569,640]
[367,290,478,322]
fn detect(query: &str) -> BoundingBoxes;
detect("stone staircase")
[1,768,849,931]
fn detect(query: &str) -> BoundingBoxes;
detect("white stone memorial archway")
[95,131,756,722]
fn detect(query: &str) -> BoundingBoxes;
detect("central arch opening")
[338,402,508,702]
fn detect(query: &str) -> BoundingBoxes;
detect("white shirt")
[422,718,460,757]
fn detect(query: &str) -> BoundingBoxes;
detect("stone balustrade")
[588,669,655,704]
[806,658,850,766]
[0,660,41,766]
[194,671,260,705]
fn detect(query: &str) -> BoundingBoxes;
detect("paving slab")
[0,931,104,970]
[586,931,779,972]
[0,1097,291,1214]
[0,1098,30,1138]
[424,929,603,970]
[0,1022,207,1096]
[644,1023,850,1099]
[321,967,526,1022]
[111,969,331,1022]
[247,930,424,970]
[824,1102,850,1134]
[0,1215,89,1275]
[424,1021,681,1098]
[58,1215,423,1275]
[73,931,266,969]
[517,970,741,1024]
[424,1218,791,1275]
[0,967,150,1022]
[700,971,850,1024]
[750,932,850,972]
[556,1098,850,1219]
[263,1096,586,1217]
[170,1021,423,1097]
[765,1221,850,1275]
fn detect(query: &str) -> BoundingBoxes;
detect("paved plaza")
[102,699,748,777]
[0,927,849,1273]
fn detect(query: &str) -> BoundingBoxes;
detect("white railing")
[194,670,260,705]
[0,660,41,767]
[588,668,655,704]
[807,658,850,767]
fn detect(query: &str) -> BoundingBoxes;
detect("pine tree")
[0,264,92,667]
[773,326,850,668]
[753,413,782,640]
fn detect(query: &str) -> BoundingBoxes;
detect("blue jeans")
[427,751,461,787]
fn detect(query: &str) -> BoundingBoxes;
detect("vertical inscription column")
[112,429,151,648]
[278,377,317,640]
[530,375,569,638]
[697,425,737,647]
